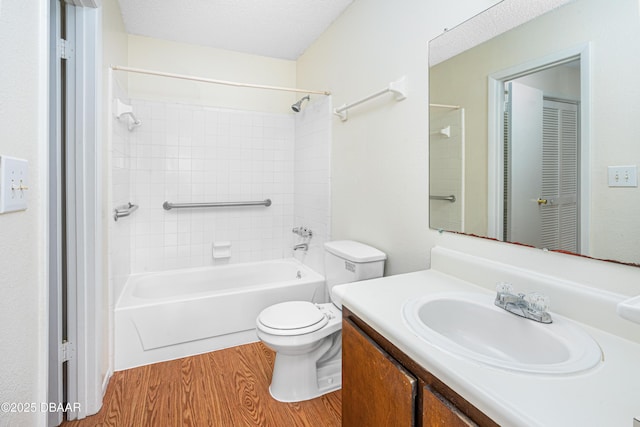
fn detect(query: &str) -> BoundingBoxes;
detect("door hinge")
[60,340,75,362]
[58,39,71,60]
[503,91,510,111]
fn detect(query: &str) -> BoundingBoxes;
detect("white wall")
[126,35,298,114]
[0,0,48,425]
[297,0,500,275]
[515,63,580,101]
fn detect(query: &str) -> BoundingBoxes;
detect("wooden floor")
[62,343,341,427]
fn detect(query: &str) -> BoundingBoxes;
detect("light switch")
[607,165,637,187]
[0,155,29,214]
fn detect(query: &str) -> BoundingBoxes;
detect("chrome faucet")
[494,282,552,324]
[293,243,308,251]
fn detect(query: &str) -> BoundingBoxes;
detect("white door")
[506,81,544,247]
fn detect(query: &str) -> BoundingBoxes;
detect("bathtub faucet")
[294,243,309,251]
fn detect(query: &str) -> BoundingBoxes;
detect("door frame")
[487,43,591,253]
[48,2,64,425]
[48,1,104,423]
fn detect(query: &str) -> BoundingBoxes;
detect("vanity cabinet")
[421,383,475,427]
[342,311,417,426]
[342,308,498,427]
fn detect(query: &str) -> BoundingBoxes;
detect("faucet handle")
[292,226,313,238]
[525,292,550,312]
[496,282,514,294]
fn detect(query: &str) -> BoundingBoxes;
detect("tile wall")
[109,96,331,300]
[110,80,133,302]
[429,107,464,232]
[292,96,332,274]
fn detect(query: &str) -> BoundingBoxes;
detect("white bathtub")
[114,259,325,370]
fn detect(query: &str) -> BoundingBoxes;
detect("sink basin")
[402,292,602,375]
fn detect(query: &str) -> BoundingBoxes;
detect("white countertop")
[340,269,640,427]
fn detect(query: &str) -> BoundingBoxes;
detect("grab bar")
[113,202,139,221]
[430,195,456,203]
[163,199,272,210]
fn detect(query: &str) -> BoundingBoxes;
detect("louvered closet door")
[541,99,579,252]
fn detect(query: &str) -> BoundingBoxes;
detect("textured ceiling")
[117,0,354,60]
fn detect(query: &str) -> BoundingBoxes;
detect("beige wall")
[297,0,499,274]
[0,0,48,425]
[125,35,298,114]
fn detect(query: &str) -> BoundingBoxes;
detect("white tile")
[114,98,332,274]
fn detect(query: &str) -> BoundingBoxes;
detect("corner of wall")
[101,0,129,392]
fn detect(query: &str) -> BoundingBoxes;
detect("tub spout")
[294,243,308,251]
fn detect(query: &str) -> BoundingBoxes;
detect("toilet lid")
[258,301,328,335]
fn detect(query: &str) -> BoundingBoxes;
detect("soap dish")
[617,295,640,325]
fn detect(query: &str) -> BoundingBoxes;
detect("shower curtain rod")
[110,65,331,96]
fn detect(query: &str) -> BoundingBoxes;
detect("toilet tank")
[324,240,386,303]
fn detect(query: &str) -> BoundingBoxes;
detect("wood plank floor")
[62,343,341,427]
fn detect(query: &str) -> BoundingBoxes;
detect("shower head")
[291,95,310,112]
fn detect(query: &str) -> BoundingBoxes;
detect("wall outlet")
[607,165,637,187]
[0,155,29,214]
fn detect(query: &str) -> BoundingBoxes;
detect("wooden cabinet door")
[422,384,477,427]
[342,318,417,427]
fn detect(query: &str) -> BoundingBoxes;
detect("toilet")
[256,240,386,402]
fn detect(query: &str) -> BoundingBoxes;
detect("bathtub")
[114,259,325,370]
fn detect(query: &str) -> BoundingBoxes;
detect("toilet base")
[268,334,342,402]
[315,356,342,395]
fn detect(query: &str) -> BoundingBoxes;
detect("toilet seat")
[258,301,329,336]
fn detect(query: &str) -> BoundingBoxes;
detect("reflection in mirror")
[504,60,581,253]
[430,103,464,232]
[429,0,640,265]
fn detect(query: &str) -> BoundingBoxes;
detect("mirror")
[429,0,640,265]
